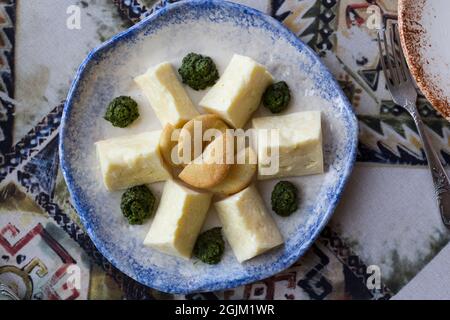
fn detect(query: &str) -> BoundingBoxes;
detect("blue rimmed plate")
[60,0,358,294]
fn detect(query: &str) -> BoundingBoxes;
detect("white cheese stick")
[144,180,212,259]
[134,62,199,127]
[95,131,171,191]
[215,185,283,262]
[252,111,323,180]
[199,54,273,128]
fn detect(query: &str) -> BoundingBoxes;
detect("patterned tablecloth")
[0,0,448,300]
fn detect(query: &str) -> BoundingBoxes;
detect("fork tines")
[377,22,412,86]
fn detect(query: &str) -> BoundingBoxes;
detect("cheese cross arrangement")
[95,53,324,265]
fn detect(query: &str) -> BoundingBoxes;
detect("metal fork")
[378,22,450,228]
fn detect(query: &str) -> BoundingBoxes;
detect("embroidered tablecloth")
[0,0,447,300]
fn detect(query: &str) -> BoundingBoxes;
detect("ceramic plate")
[399,0,450,119]
[60,0,358,294]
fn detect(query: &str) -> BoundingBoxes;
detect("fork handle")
[409,103,450,228]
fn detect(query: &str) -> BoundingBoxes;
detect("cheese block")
[215,185,283,262]
[252,111,323,180]
[199,54,273,128]
[144,180,212,259]
[95,131,171,191]
[134,62,199,127]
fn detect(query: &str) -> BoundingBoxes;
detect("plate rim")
[59,0,358,294]
[398,0,450,119]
